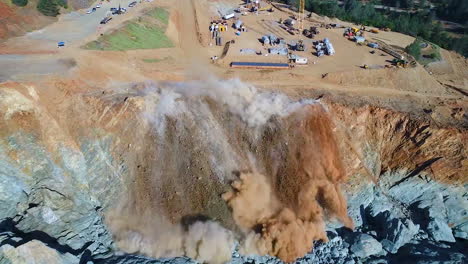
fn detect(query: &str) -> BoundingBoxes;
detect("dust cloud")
[142,76,316,129]
[106,204,235,264]
[106,77,352,263]
[223,105,354,262]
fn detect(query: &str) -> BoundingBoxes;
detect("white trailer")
[223,13,235,20]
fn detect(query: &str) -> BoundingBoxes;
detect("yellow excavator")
[391,59,409,68]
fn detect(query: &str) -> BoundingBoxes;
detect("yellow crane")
[299,0,305,31]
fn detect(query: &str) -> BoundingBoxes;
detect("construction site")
[203,0,419,71]
[0,0,467,263]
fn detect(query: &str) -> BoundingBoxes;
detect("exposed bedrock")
[0,79,466,264]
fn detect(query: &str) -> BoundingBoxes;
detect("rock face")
[350,234,382,258]
[0,81,466,263]
[427,219,456,243]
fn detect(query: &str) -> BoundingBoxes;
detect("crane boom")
[299,0,305,31]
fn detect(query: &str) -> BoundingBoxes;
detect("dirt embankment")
[0,0,97,42]
[328,102,467,186]
[0,1,55,41]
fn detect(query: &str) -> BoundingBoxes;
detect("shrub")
[406,39,422,60]
[37,0,59,16]
[12,0,28,7]
[430,50,441,60]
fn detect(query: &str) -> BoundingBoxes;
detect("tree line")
[433,0,468,24]
[277,0,468,57]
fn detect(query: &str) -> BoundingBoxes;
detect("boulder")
[384,218,419,253]
[0,240,79,264]
[350,234,383,258]
[380,239,395,253]
[427,218,455,243]
[444,194,468,240]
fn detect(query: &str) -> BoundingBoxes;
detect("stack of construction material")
[269,34,278,45]
[315,43,325,57]
[240,48,256,55]
[234,20,243,29]
[268,47,288,55]
[354,36,366,44]
[261,34,280,45]
[324,38,335,55]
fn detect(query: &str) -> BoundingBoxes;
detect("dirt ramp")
[323,67,451,95]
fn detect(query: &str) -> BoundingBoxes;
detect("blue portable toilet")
[58,41,65,47]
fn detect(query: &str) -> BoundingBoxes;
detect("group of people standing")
[210,21,229,39]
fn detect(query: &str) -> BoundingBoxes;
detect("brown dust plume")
[223,104,354,262]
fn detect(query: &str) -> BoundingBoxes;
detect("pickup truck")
[86,7,96,14]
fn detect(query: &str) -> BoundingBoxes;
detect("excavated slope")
[0,79,466,263]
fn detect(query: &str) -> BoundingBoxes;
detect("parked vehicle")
[86,9,93,14]
[100,17,112,24]
[96,4,101,8]
[128,1,137,7]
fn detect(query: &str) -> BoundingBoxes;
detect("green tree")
[37,0,60,16]
[12,0,28,7]
[406,39,422,59]
[430,21,444,44]
[419,0,427,8]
